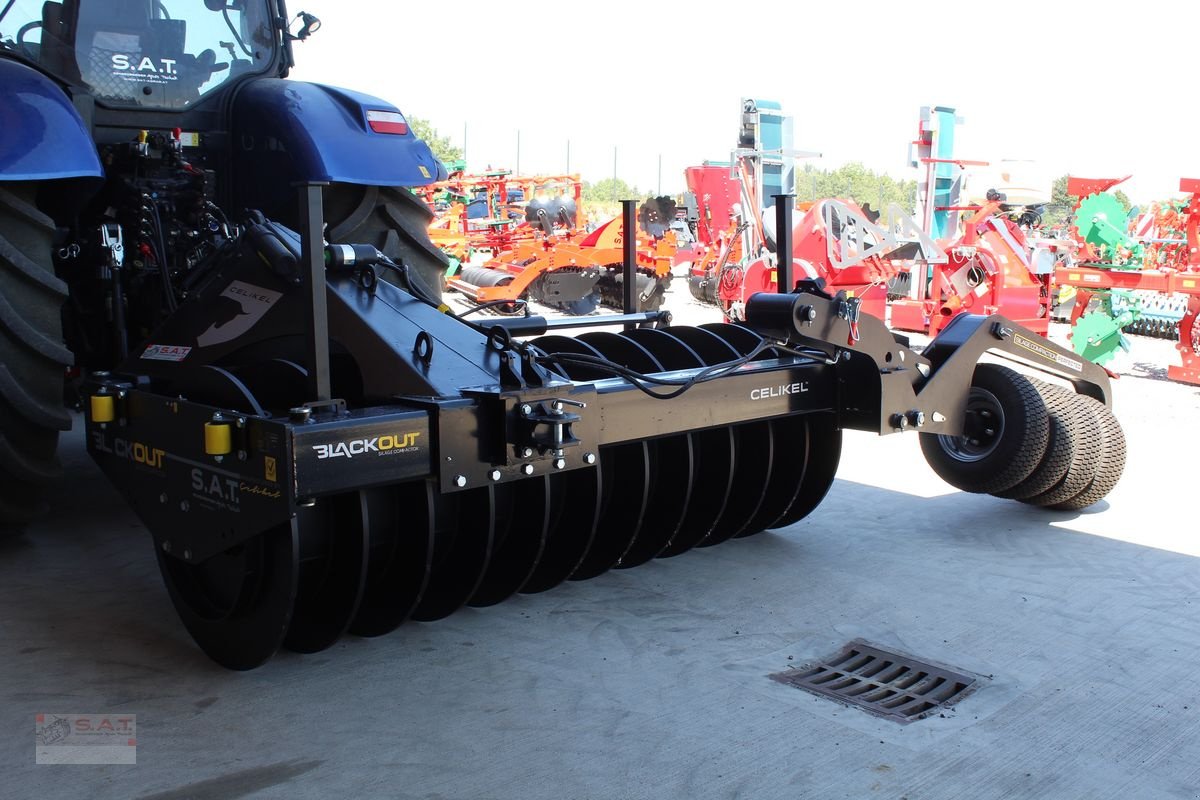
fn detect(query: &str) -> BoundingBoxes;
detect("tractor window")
[0,1,276,109]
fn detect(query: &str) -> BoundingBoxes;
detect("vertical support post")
[773,194,794,293]
[622,199,638,330]
[612,147,618,202]
[298,182,331,402]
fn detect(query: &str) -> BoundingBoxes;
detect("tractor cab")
[0,0,284,109]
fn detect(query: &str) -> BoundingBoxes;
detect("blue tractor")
[0,0,447,526]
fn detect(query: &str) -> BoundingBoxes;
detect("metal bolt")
[289,406,312,423]
[489,469,502,482]
[214,455,223,464]
[161,541,172,553]
[453,475,467,488]
[552,400,563,412]
[521,464,534,476]
[984,428,995,437]
[159,493,168,504]
[236,417,245,428]
[179,500,189,511]
[907,410,926,428]
[520,404,533,416]
[521,447,534,458]
[584,452,596,465]
[237,450,248,461]
[553,458,566,470]
[890,413,908,430]
[183,549,192,561]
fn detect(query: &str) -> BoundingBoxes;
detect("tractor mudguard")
[233,79,443,214]
[0,60,103,181]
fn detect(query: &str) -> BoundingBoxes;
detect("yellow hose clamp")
[204,421,233,456]
[90,393,115,423]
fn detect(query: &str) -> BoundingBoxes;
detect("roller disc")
[529,335,612,380]
[520,466,602,594]
[654,327,742,555]
[738,414,810,535]
[469,476,550,607]
[661,427,736,556]
[156,523,299,670]
[579,331,693,567]
[349,480,435,637]
[769,414,842,529]
[693,323,776,543]
[699,321,770,355]
[700,422,773,545]
[572,441,650,580]
[170,365,266,416]
[622,327,725,560]
[527,334,637,580]
[410,487,495,621]
[229,359,309,414]
[284,492,370,654]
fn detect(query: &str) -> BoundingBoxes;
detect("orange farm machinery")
[419,171,584,263]
[447,197,680,315]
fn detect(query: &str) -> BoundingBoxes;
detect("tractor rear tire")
[919,364,1049,495]
[0,183,72,533]
[323,184,449,300]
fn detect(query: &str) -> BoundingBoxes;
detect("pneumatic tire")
[993,382,1078,501]
[1047,400,1125,511]
[1019,387,1103,508]
[0,183,72,532]
[323,184,449,301]
[919,364,1049,495]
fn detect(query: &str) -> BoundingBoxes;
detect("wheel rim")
[937,387,1006,462]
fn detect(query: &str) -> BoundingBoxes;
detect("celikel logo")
[750,381,810,400]
[312,432,421,460]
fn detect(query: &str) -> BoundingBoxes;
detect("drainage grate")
[770,640,980,723]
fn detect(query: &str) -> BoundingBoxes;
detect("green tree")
[794,162,917,223]
[582,178,646,203]
[1041,175,1132,230]
[407,116,463,165]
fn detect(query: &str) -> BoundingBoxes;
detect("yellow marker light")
[204,422,232,456]
[90,394,115,423]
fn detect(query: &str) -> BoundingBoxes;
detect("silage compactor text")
[1,1,1125,668]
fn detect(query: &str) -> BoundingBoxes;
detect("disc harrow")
[83,208,1124,670]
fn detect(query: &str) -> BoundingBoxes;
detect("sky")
[288,0,1200,204]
